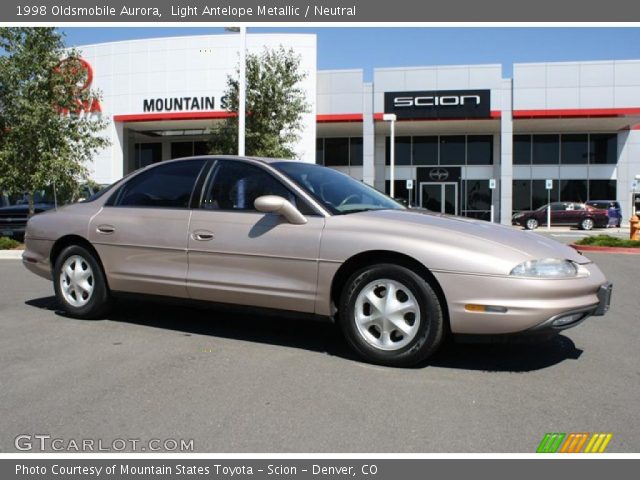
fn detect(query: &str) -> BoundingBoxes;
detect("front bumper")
[434,263,610,335]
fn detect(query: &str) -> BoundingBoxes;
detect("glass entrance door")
[419,182,458,215]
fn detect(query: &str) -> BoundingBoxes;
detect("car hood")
[0,204,55,215]
[351,209,591,265]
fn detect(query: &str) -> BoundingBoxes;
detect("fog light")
[552,313,584,327]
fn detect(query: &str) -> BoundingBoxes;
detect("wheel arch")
[50,235,110,290]
[330,250,450,333]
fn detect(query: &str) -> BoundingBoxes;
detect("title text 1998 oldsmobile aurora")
[22,156,612,366]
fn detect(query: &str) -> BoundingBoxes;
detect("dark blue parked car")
[586,200,622,228]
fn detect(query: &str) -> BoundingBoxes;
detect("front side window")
[274,161,404,215]
[110,160,205,208]
[200,160,305,213]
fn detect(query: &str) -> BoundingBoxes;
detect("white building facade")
[79,34,640,223]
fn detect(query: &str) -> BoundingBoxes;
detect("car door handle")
[96,225,115,234]
[192,231,214,241]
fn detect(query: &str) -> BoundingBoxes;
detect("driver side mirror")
[254,195,307,225]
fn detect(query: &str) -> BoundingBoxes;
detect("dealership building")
[78,33,640,223]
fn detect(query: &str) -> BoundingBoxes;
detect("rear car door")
[187,160,325,313]
[88,159,207,298]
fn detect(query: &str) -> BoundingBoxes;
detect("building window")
[171,141,193,159]
[134,143,162,170]
[464,180,492,214]
[514,135,532,165]
[560,179,588,203]
[466,135,493,165]
[350,137,363,166]
[194,141,209,156]
[561,134,589,164]
[324,138,350,166]
[532,179,559,209]
[439,135,465,166]
[532,134,560,165]
[590,134,617,164]
[589,179,616,200]
[412,136,438,166]
[385,136,411,166]
[319,137,364,167]
[316,138,325,165]
[513,180,532,211]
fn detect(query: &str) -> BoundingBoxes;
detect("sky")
[59,27,640,80]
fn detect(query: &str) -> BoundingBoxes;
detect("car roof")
[168,155,301,165]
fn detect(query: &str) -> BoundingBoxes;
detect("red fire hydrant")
[631,215,640,241]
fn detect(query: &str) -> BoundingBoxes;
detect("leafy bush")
[0,237,20,250]
[575,235,640,248]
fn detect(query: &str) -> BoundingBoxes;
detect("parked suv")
[512,202,608,230]
[0,184,105,241]
[585,200,622,228]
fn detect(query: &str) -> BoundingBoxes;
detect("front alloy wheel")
[354,279,421,351]
[339,264,445,367]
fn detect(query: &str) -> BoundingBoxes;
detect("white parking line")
[0,250,23,260]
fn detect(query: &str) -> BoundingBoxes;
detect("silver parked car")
[22,156,612,366]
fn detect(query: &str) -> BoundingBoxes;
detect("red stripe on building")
[373,111,502,121]
[317,113,364,123]
[113,111,235,122]
[513,107,640,119]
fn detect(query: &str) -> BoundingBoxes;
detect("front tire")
[580,218,594,230]
[525,218,539,230]
[338,264,445,367]
[53,245,111,319]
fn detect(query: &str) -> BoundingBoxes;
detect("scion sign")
[384,89,491,119]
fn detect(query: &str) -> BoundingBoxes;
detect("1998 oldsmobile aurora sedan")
[22,156,612,366]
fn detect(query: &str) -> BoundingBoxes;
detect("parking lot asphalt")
[1,251,639,453]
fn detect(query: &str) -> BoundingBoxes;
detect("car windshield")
[273,162,405,214]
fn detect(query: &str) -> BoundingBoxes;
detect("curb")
[570,244,640,255]
[0,250,24,260]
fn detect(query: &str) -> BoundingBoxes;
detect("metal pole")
[490,204,494,223]
[547,190,551,230]
[389,119,395,198]
[238,26,246,156]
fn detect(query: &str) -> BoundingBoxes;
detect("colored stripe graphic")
[560,433,589,453]
[584,433,613,453]
[536,433,566,453]
[537,433,613,453]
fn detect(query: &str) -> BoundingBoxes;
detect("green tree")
[209,46,310,158]
[0,27,109,214]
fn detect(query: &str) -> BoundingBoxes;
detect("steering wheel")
[338,194,361,208]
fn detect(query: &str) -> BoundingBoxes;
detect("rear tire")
[53,245,111,319]
[338,264,445,367]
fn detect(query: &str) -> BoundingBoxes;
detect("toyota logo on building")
[429,168,449,181]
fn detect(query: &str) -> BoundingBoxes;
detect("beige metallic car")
[23,156,612,366]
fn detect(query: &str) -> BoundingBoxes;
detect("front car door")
[88,159,207,298]
[187,159,325,313]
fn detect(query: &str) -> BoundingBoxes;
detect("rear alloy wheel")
[580,218,595,231]
[339,264,445,367]
[525,218,539,230]
[54,245,111,319]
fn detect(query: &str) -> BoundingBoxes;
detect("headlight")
[510,258,578,278]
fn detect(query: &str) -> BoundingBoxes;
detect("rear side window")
[110,160,205,208]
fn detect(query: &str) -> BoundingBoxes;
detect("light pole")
[383,113,397,198]
[225,26,247,156]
